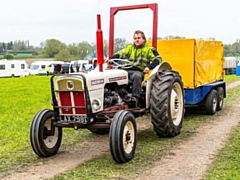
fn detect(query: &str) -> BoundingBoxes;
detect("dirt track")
[2,81,240,180]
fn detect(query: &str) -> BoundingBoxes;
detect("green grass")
[224,74,240,83]
[1,75,240,179]
[0,76,95,174]
[204,125,240,179]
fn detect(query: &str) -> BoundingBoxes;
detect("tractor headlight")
[92,99,101,110]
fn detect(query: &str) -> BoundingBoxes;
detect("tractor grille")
[56,78,87,115]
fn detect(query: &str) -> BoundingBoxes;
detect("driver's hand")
[143,67,150,74]
[105,59,112,64]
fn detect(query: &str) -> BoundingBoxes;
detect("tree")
[104,40,108,58]
[54,48,71,61]
[68,41,94,60]
[68,43,79,59]
[4,54,14,59]
[224,44,234,57]
[41,39,66,58]
[2,42,6,52]
[232,42,240,56]
[163,35,185,39]
[77,41,93,59]
[114,38,129,53]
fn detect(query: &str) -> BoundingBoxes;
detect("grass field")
[0,76,89,173]
[0,75,240,179]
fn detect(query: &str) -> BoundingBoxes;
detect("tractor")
[30,3,185,163]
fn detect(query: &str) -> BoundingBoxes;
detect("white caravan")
[29,61,53,75]
[0,59,29,77]
[69,60,90,73]
[48,61,64,74]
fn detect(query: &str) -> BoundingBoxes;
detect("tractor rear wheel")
[30,109,62,157]
[150,70,184,137]
[109,110,137,163]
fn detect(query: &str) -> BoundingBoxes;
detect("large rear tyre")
[216,87,224,111]
[205,89,218,115]
[30,109,62,157]
[109,110,137,163]
[150,70,184,137]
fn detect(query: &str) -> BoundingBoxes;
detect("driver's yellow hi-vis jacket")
[111,42,162,71]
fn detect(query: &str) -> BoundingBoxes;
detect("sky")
[1,0,240,46]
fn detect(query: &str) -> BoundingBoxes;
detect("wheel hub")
[125,131,131,143]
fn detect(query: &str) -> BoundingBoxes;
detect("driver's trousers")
[126,70,144,98]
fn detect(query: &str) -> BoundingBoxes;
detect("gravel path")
[134,81,240,180]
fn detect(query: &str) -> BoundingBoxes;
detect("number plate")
[59,115,87,124]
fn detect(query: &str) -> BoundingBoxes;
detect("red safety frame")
[108,3,158,57]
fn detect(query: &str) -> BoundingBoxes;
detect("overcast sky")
[1,0,239,46]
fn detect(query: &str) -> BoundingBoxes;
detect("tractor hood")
[55,68,128,91]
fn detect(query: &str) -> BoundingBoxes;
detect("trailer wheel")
[30,109,62,157]
[109,110,137,163]
[216,87,224,111]
[150,70,184,137]
[205,89,218,115]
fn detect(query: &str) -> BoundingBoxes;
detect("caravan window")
[41,65,46,69]
[11,64,15,68]
[0,64,5,70]
[31,65,39,70]
[21,64,25,69]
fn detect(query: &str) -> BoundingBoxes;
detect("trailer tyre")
[30,109,62,157]
[150,70,184,137]
[205,89,218,115]
[109,110,137,163]
[216,87,224,111]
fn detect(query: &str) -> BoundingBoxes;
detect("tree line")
[1,37,240,61]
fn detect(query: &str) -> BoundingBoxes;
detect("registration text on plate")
[60,115,87,123]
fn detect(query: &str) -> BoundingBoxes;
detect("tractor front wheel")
[30,109,62,157]
[109,110,137,163]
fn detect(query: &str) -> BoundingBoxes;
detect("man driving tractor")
[109,30,162,106]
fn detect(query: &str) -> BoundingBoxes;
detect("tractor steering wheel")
[108,59,134,69]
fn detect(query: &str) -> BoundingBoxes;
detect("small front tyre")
[109,110,137,163]
[30,109,62,157]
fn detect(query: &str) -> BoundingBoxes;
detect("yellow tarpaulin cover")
[148,39,224,89]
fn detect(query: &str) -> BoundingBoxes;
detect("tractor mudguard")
[145,62,172,108]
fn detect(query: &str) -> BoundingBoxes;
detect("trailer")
[0,59,29,77]
[149,38,226,114]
